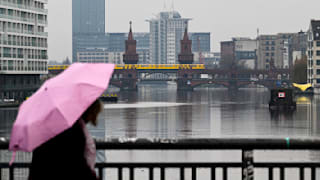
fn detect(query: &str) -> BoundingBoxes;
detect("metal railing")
[1,138,320,180]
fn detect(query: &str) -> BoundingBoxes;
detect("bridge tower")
[120,21,138,91]
[178,26,194,64]
[123,21,139,64]
[177,25,196,91]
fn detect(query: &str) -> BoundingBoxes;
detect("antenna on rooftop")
[163,0,167,11]
[171,0,175,12]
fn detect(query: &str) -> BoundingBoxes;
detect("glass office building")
[72,0,106,62]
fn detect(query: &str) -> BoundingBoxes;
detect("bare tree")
[292,55,307,84]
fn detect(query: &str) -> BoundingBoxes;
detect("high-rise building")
[72,0,106,62]
[0,0,48,102]
[190,33,211,53]
[307,20,320,86]
[130,33,149,64]
[148,11,191,64]
[72,0,105,34]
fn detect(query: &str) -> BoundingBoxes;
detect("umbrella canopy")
[9,63,114,152]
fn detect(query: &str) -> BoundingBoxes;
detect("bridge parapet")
[1,138,320,180]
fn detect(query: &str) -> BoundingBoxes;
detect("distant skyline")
[48,0,320,62]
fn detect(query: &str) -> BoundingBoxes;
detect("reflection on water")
[2,85,320,141]
[1,85,320,179]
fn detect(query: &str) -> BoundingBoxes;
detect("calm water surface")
[1,84,320,179]
[94,84,320,139]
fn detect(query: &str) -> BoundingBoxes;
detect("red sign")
[278,92,285,98]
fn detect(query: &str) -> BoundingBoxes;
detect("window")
[271,53,274,56]
[317,41,320,47]
[317,51,320,56]
[317,79,320,84]
[317,69,320,75]
[317,60,320,65]
[265,53,269,56]
[266,64,270,69]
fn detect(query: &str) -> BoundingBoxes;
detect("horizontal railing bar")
[95,163,242,168]
[2,162,320,169]
[2,138,320,150]
[96,138,320,150]
[0,163,30,168]
[95,162,320,168]
[254,163,320,167]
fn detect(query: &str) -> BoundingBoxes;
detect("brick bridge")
[110,68,291,91]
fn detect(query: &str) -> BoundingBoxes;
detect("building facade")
[72,0,105,62]
[190,32,211,53]
[307,20,320,86]
[233,38,257,69]
[257,32,307,70]
[202,52,220,68]
[0,0,48,101]
[220,38,257,69]
[148,11,191,64]
[77,48,123,64]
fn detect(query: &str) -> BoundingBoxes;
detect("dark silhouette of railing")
[1,138,320,180]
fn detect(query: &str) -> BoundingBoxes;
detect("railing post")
[242,149,254,180]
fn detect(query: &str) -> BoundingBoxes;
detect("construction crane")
[197,37,204,64]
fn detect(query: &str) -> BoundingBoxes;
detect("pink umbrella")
[9,63,114,153]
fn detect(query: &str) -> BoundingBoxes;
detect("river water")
[1,84,320,180]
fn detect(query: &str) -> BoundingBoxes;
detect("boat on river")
[269,89,296,111]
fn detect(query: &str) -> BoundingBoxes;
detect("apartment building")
[0,0,48,101]
[307,20,320,87]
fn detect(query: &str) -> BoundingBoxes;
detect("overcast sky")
[48,0,320,62]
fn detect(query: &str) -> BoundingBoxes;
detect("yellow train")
[48,65,70,70]
[48,64,205,71]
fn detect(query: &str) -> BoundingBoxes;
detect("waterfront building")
[257,32,307,70]
[148,11,191,64]
[307,20,320,87]
[202,52,220,68]
[0,0,48,102]
[233,38,257,69]
[77,48,123,64]
[72,0,105,62]
[220,38,257,69]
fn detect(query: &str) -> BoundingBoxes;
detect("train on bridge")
[48,64,205,71]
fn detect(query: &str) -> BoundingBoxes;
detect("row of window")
[78,56,108,60]
[0,59,47,71]
[265,52,275,57]
[308,60,320,66]
[307,69,320,75]
[1,47,47,59]
[0,21,46,36]
[0,34,47,47]
[3,0,45,10]
[307,50,320,57]
[264,41,276,45]
[0,7,47,22]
